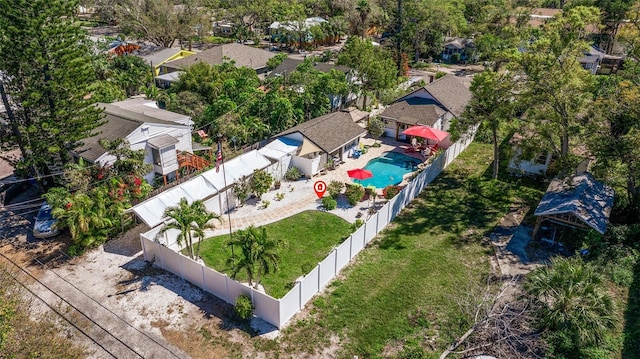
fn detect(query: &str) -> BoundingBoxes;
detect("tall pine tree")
[0,0,102,186]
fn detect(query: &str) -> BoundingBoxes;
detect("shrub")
[234,294,254,320]
[351,219,364,232]
[345,184,365,206]
[285,166,302,181]
[382,185,402,199]
[249,169,273,199]
[322,196,337,210]
[367,116,385,143]
[327,181,344,198]
[233,176,250,205]
[275,192,285,201]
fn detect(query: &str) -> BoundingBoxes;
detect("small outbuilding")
[532,172,614,239]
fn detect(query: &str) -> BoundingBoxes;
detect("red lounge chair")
[197,130,208,139]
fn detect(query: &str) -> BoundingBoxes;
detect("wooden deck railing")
[177,151,210,172]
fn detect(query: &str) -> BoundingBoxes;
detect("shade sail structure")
[402,125,450,143]
[347,168,373,180]
[297,137,322,157]
[129,150,271,228]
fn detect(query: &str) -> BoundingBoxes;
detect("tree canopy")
[0,0,103,186]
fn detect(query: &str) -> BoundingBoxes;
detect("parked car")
[33,202,60,238]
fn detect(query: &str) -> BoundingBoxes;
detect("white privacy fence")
[140,129,477,329]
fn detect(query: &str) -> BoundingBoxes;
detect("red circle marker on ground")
[314,180,327,199]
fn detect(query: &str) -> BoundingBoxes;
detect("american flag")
[215,142,223,173]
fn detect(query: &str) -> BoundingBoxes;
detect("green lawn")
[196,210,353,298]
[275,143,544,358]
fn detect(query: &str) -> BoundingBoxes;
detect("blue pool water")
[356,152,421,188]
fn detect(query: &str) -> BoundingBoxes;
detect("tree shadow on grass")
[377,149,544,251]
[377,232,407,250]
[383,171,513,244]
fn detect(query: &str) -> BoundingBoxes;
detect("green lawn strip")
[196,210,353,298]
[281,143,544,357]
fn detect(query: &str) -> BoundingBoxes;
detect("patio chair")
[197,130,208,139]
[403,146,418,153]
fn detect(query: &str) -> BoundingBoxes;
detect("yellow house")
[137,48,196,76]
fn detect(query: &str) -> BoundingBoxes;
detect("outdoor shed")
[533,172,614,238]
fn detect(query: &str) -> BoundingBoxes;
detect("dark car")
[33,202,60,239]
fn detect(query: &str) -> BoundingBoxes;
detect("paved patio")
[205,135,428,237]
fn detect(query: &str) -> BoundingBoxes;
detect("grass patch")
[279,142,544,357]
[196,210,353,298]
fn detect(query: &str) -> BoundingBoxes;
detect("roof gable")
[277,111,367,153]
[163,43,275,71]
[381,98,445,126]
[137,47,182,66]
[534,172,615,234]
[75,114,143,162]
[422,75,472,117]
[75,103,191,162]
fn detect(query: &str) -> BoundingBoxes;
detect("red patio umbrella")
[347,168,373,183]
[402,125,449,143]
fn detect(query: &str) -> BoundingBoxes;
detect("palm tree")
[161,198,221,259]
[191,202,222,260]
[356,0,371,39]
[251,226,281,287]
[524,256,616,349]
[161,198,196,258]
[225,225,283,289]
[52,192,113,247]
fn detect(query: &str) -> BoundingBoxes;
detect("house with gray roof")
[74,99,195,184]
[134,47,195,76]
[533,172,614,240]
[159,43,276,75]
[266,108,368,177]
[380,74,471,144]
[441,37,476,63]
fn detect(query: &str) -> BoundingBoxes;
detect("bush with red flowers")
[382,185,402,200]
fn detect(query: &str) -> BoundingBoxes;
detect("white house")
[75,99,195,184]
[264,108,369,178]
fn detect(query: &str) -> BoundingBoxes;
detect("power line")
[0,248,184,359]
[0,251,121,358]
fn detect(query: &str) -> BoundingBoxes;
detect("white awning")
[258,138,300,160]
[129,149,271,227]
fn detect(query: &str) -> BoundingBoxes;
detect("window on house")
[534,153,548,165]
[151,148,161,166]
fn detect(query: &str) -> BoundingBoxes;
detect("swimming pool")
[356,152,422,188]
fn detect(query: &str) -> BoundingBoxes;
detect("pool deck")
[204,136,428,237]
